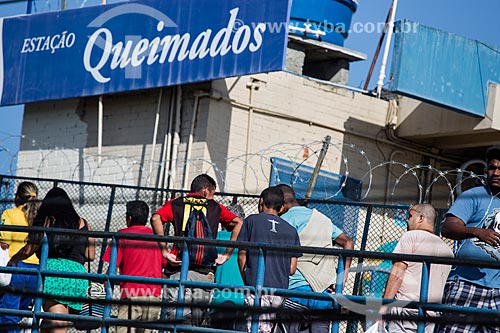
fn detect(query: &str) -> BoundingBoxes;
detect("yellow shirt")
[0,206,39,265]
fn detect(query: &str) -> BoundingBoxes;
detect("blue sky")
[1,0,500,174]
[346,0,500,89]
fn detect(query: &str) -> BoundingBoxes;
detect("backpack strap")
[180,196,217,267]
[181,197,208,232]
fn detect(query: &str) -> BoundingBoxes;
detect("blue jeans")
[0,262,39,333]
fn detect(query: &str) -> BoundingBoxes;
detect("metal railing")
[0,174,450,315]
[1,225,500,333]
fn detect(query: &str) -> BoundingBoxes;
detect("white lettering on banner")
[83,8,267,83]
[20,31,76,54]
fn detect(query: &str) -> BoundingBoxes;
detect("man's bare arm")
[383,261,407,300]
[290,257,298,275]
[442,215,500,246]
[334,233,354,276]
[379,261,408,321]
[151,213,181,264]
[216,217,243,265]
[238,249,247,283]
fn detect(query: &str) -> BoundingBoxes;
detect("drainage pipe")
[168,86,182,190]
[182,91,210,190]
[147,88,163,186]
[376,0,398,98]
[364,4,393,91]
[158,87,176,190]
[96,0,107,166]
[98,96,103,165]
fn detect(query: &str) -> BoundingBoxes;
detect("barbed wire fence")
[0,131,487,204]
[0,131,489,333]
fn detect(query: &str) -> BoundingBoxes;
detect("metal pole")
[363,4,393,91]
[97,186,116,273]
[148,89,163,187]
[26,0,33,14]
[417,261,430,333]
[352,205,373,296]
[98,96,103,164]
[304,135,331,203]
[175,242,190,320]
[158,87,175,191]
[97,1,106,164]
[102,235,117,333]
[32,235,48,333]
[332,256,345,333]
[376,0,399,98]
[182,94,201,190]
[251,248,266,333]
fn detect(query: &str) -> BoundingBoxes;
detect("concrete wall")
[19,89,172,186]
[17,70,453,205]
[396,83,500,149]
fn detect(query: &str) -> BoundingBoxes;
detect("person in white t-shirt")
[380,203,454,333]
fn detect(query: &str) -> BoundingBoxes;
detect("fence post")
[304,135,331,204]
[175,241,190,322]
[332,256,345,333]
[98,186,116,273]
[251,248,266,333]
[352,205,373,296]
[417,261,430,333]
[346,205,372,333]
[32,235,48,333]
[102,235,118,333]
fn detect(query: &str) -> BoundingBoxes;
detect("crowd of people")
[1,146,500,333]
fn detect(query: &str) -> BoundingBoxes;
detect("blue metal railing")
[1,225,500,333]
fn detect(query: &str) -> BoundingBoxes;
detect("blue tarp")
[269,157,361,201]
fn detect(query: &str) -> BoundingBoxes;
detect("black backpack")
[182,197,218,267]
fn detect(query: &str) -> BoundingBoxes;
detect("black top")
[45,222,89,265]
[237,212,302,289]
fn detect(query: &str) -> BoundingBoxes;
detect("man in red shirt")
[103,200,164,333]
[151,173,243,325]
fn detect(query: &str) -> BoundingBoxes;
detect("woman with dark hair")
[10,187,95,333]
[0,181,40,330]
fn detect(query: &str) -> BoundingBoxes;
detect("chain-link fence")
[0,174,450,332]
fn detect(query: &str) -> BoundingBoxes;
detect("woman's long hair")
[33,187,80,229]
[14,181,40,226]
[30,188,80,254]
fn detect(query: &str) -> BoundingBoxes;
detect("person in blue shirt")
[277,184,354,333]
[437,146,500,333]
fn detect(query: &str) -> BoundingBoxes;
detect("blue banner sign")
[0,0,290,106]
